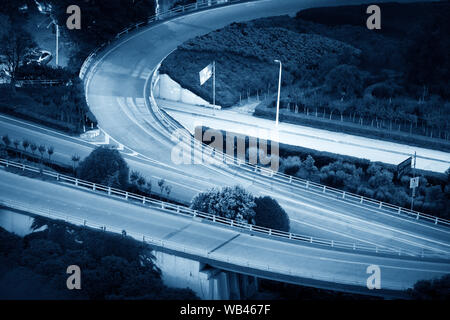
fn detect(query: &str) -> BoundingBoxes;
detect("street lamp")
[47,19,59,66]
[274,60,282,127]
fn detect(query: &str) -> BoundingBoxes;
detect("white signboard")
[410,177,419,189]
[199,63,213,85]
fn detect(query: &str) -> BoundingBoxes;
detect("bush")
[190,186,256,224]
[279,156,302,176]
[77,147,129,189]
[324,64,365,98]
[407,274,450,300]
[254,196,290,232]
[0,78,95,134]
[319,160,363,192]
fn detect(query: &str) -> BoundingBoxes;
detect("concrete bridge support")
[154,250,258,299]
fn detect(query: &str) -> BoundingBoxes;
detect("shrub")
[407,274,450,300]
[324,64,365,98]
[279,156,302,176]
[77,147,129,189]
[319,160,363,192]
[254,196,290,232]
[296,155,320,182]
[190,186,256,224]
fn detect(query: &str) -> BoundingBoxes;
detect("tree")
[71,154,80,172]
[190,186,256,224]
[0,26,36,85]
[324,64,364,99]
[30,142,37,156]
[254,196,290,232]
[13,139,20,158]
[130,170,140,184]
[47,146,54,161]
[329,99,351,122]
[2,135,11,148]
[407,274,450,300]
[45,0,156,70]
[367,164,394,189]
[137,176,146,188]
[405,12,450,98]
[164,185,172,198]
[22,139,29,154]
[279,156,302,176]
[158,179,166,195]
[77,147,129,189]
[320,160,363,192]
[296,155,319,182]
[38,145,46,159]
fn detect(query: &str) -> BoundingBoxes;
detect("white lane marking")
[275,193,450,254]
[222,233,450,274]
[289,218,416,257]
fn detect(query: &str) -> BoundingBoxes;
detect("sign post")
[410,152,417,210]
[199,61,216,115]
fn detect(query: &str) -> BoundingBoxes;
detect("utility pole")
[274,60,282,127]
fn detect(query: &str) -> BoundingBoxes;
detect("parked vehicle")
[25,49,53,65]
[34,0,52,15]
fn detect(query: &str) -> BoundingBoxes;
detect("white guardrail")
[149,67,450,229]
[0,157,428,258]
[0,198,379,289]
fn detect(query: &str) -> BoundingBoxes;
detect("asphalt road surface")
[1,170,449,295]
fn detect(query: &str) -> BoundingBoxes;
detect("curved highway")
[1,0,449,296]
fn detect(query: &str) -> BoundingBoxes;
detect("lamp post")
[47,18,59,66]
[56,24,59,66]
[274,60,282,127]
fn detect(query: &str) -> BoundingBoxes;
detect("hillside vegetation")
[0,219,197,299]
[161,24,359,108]
[161,2,450,147]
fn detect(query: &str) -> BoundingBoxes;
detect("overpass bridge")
[1,167,449,299]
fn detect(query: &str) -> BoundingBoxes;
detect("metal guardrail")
[0,157,424,257]
[0,79,67,87]
[148,67,450,229]
[0,198,383,289]
[15,79,67,87]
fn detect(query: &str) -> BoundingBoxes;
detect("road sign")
[397,156,412,177]
[410,177,419,189]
